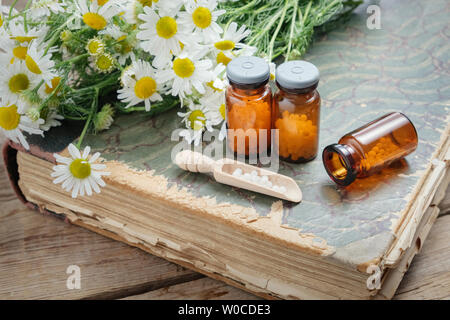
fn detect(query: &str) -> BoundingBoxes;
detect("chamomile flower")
[124,0,148,25]
[37,76,62,99]
[8,23,48,45]
[178,102,215,145]
[25,40,58,86]
[211,23,255,66]
[117,59,163,111]
[98,24,126,40]
[0,36,28,65]
[30,0,66,20]
[0,61,39,111]
[114,39,136,65]
[52,144,110,198]
[0,103,43,150]
[178,0,225,42]
[206,63,227,91]
[199,88,226,139]
[136,3,187,67]
[156,49,213,99]
[213,22,251,52]
[86,37,105,56]
[76,0,118,31]
[99,25,135,65]
[92,52,116,73]
[39,107,64,132]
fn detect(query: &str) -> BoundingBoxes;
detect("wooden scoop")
[175,150,302,203]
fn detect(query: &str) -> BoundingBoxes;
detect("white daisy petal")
[52,144,110,198]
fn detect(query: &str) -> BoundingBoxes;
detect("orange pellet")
[360,136,400,171]
[275,110,318,161]
[227,98,271,155]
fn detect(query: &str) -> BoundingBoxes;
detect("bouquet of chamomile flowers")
[0,0,359,198]
[0,0,257,198]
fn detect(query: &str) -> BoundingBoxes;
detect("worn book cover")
[3,0,449,299]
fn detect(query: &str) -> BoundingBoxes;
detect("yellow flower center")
[214,40,235,51]
[95,54,114,71]
[92,0,109,5]
[8,73,30,93]
[69,159,91,179]
[87,39,104,55]
[138,0,157,7]
[156,16,177,39]
[216,51,232,66]
[219,104,226,120]
[188,110,206,131]
[173,58,195,78]
[192,7,212,29]
[134,77,157,99]
[206,81,223,92]
[13,36,36,43]
[0,105,21,131]
[12,46,28,62]
[44,77,61,95]
[25,55,42,74]
[0,15,3,28]
[83,12,107,30]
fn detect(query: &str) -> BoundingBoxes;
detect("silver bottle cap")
[276,60,320,90]
[227,56,270,85]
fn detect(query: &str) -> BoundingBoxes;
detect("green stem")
[118,99,179,114]
[268,0,290,61]
[32,79,45,94]
[71,74,119,93]
[301,1,313,26]
[247,5,285,46]
[285,0,299,61]
[44,15,75,55]
[38,77,65,112]
[22,0,33,33]
[76,88,99,149]
[8,0,18,21]
[55,53,89,68]
[225,0,259,16]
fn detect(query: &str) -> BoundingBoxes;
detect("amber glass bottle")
[226,56,272,156]
[322,112,418,186]
[273,61,321,162]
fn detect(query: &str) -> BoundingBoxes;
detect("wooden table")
[0,133,449,300]
[1,0,449,300]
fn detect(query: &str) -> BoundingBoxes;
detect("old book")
[3,0,450,299]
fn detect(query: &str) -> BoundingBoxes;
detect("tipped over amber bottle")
[225,56,272,156]
[273,61,321,163]
[322,112,418,186]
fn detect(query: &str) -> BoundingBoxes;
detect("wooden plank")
[394,214,450,300]
[123,277,260,300]
[0,156,202,299]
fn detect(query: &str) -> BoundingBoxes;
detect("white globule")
[232,169,286,193]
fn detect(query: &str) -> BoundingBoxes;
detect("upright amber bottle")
[273,61,321,162]
[226,56,272,156]
[322,112,418,186]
